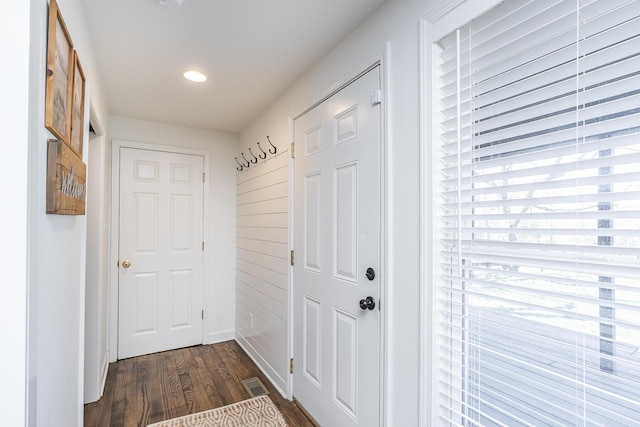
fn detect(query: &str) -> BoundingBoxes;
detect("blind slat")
[474,74,640,135]
[443,226,640,238]
[439,280,640,315]
[441,133,640,180]
[442,171,640,199]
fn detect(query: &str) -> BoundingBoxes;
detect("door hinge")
[203,172,205,182]
[202,241,205,251]
[290,358,294,374]
[117,260,119,268]
[202,310,204,320]
[290,250,294,266]
[290,142,295,158]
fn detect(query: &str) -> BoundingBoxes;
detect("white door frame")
[288,45,389,425]
[109,139,211,361]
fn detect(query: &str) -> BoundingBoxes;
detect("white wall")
[238,0,432,424]
[0,2,30,426]
[26,0,110,424]
[109,116,238,350]
[234,138,290,395]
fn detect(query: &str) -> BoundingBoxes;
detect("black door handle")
[359,296,376,311]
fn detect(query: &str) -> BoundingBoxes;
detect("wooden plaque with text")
[46,139,86,215]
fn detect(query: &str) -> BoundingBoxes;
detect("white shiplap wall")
[235,149,290,394]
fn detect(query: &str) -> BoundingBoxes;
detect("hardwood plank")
[135,354,152,427]
[173,347,201,414]
[84,341,315,427]
[157,348,187,421]
[188,346,224,409]
[143,352,165,424]
[203,344,247,405]
[109,357,130,427]
[180,347,214,413]
[83,401,101,426]
[123,358,139,427]
[214,342,252,389]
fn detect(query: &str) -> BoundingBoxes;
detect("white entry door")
[118,147,204,359]
[293,66,381,426]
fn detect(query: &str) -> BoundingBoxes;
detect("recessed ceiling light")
[183,71,207,83]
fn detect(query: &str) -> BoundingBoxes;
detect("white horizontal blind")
[436,0,640,425]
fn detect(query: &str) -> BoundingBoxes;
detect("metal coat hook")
[241,153,251,167]
[266,135,277,154]
[248,147,259,164]
[235,157,244,172]
[256,142,267,159]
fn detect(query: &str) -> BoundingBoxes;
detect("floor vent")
[242,377,269,397]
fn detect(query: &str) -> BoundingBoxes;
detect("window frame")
[420,2,503,424]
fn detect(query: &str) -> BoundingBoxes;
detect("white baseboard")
[99,352,109,397]
[235,334,288,399]
[207,329,235,344]
[84,351,111,404]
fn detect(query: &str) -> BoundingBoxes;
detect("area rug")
[147,395,287,427]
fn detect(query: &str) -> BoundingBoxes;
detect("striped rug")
[147,395,287,427]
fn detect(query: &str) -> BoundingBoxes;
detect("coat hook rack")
[266,136,277,154]
[235,136,278,172]
[256,142,267,159]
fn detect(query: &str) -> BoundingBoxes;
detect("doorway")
[112,141,207,359]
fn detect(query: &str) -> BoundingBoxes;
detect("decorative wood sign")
[46,139,86,215]
[45,0,74,148]
[45,0,86,157]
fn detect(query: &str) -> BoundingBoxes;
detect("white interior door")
[293,66,381,426]
[118,147,204,359]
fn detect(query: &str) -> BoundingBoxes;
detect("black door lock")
[365,267,375,281]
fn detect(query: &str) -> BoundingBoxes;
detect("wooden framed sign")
[46,139,86,215]
[45,0,74,146]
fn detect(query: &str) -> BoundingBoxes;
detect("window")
[434,0,640,425]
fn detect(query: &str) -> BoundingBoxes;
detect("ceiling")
[81,0,388,134]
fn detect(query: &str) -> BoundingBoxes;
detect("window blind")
[436,0,640,425]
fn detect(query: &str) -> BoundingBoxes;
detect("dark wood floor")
[84,340,315,427]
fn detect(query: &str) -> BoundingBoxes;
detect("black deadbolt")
[365,267,375,281]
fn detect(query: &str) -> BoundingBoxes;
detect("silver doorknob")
[122,260,131,268]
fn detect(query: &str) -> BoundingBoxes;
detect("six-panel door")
[293,66,381,427]
[118,148,204,359]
